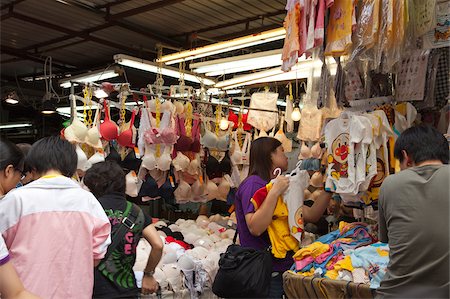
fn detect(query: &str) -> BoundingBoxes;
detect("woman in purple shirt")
[235,137,331,298]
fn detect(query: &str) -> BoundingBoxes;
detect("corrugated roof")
[1,0,286,79]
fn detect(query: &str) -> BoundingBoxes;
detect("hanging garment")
[395,50,430,102]
[85,104,103,149]
[230,131,251,186]
[117,110,137,148]
[284,166,310,241]
[141,144,172,172]
[201,120,230,151]
[324,0,356,56]
[282,1,301,72]
[298,142,323,160]
[285,95,294,133]
[251,182,300,258]
[144,111,178,145]
[99,100,119,141]
[297,105,324,142]
[344,63,365,101]
[274,118,293,153]
[228,111,252,131]
[414,0,436,37]
[247,92,279,132]
[175,116,202,152]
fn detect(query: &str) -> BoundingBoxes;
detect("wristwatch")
[143,270,155,277]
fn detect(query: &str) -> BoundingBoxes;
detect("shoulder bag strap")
[97,202,140,267]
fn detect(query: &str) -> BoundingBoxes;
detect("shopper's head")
[0,138,25,195]
[83,161,125,198]
[394,125,449,170]
[248,137,288,181]
[25,136,77,178]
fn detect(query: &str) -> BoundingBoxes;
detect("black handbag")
[212,232,273,298]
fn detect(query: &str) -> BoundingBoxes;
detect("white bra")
[142,144,172,171]
[172,152,200,175]
[230,131,251,166]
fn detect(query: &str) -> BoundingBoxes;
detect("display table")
[283,271,375,299]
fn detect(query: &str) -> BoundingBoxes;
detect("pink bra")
[144,111,178,145]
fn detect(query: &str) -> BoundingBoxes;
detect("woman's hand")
[271,176,289,197]
[141,275,159,295]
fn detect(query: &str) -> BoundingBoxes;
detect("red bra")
[100,100,119,141]
[228,111,252,131]
[174,115,201,153]
[117,109,136,148]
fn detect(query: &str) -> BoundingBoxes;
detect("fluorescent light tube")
[0,123,32,129]
[60,69,119,88]
[158,28,286,65]
[114,54,215,86]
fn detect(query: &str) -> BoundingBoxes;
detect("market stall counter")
[283,271,374,299]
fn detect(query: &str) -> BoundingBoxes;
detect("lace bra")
[139,167,177,203]
[201,121,229,151]
[172,152,201,176]
[144,110,178,145]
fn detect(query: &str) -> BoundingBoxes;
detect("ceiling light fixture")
[114,54,216,86]
[158,28,286,65]
[41,100,57,115]
[0,123,32,129]
[191,49,284,76]
[59,69,119,88]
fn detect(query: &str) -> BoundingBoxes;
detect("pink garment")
[0,177,111,299]
[315,246,336,264]
[295,256,314,270]
[326,252,344,270]
[326,0,334,8]
[315,0,326,46]
[144,111,178,145]
[299,1,308,56]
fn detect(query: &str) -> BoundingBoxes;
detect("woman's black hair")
[83,161,125,198]
[25,136,77,177]
[0,137,24,171]
[394,125,449,164]
[247,137,282,182]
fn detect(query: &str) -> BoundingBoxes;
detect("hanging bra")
[201,120,229,151]
[205,150,232,180]
[174,172,205,203]
[174,116,201,153]
[144,110,178,145]
[172,152,200,176]
[274,129,293,153]
[65,96,89,143]
[141,144,172,171]
[139,167,177,204]
[85,104,103,149]
[205,175,231,201]
[298,141,323,160]
[76,144,92,172]
[125,170,142,198]
[230,131,251,166]
[228,111,252,131]
[120,149,142,172]
[100,100,119,141]
[117,109,137,148]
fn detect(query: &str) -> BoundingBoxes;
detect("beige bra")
[298,141,323,160]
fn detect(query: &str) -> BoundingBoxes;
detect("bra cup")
[142,153,157,171]
[173,152,190,172]
[64,125,77,143]
[299,142,312,160]
[206,181,219,201]
[86,125,102,149]
[161,101,174,112]
[125,171,141,197]
[217,134,229,151]
[175,135,193,152]
[100,120,119,141]
[311,142,323,159]
[201,130,217,149]
[191,180,205,196]
[311,189,323,201]
[174,180,191,201]
[69,118,89,143]
[105,146,121,163]
[187,157,200,176]
[217,179,230,201]
[191,139,201,153]
[158,148,172,171]
[88,152,105,165]
[76,145,92,171]
[310,171,324,187]
[220,152,232,175]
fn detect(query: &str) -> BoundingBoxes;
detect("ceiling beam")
[107,0,186,21]
[212,24,282,42]
[170,9,285,38]
[10,12,156,56]
[96,0,133,9]
[0,0,27,11]
[0,12,12,21]
[0,45,75,70]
